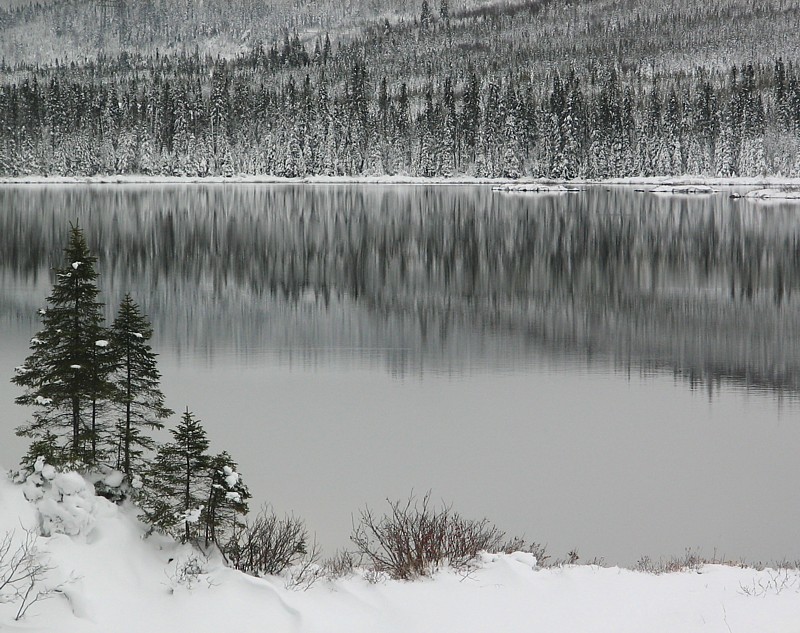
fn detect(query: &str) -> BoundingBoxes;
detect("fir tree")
[203,451,250,551]
[144,409,210,543]
[13,224,113,466]
[109,294,173,479]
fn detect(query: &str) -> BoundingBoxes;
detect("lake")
[2,183,800,566]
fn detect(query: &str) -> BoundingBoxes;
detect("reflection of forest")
[2,185,800,393]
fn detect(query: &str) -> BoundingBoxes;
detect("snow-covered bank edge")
[3,466,800,633]
[4,174,800,187]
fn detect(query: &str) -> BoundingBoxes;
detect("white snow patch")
[30,337,44,345]
[493,183,580,193]
[183,506,204,525]
[649,184,716,194]
[224,491,241,502]
[35,395,53,405]
[222,466,239,488]
[30,471,98,537]
[70,364,82,369]
[71,261,83,269]
[3,469,800,632]
[745,188,800,200]
[102,471,125,488]
[131,332,143,338]
[95,339,110,347]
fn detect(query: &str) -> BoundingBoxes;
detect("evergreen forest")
[2,0,800,178]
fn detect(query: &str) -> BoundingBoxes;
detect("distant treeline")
[1,49,800,178]
[2,0,800,178]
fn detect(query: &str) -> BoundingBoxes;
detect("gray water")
[2,184,800,566]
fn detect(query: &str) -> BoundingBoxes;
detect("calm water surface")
[2,184,800,566]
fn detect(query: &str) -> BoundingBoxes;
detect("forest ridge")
[1,0,800,178]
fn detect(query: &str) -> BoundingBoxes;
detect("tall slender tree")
[109,294,173,479]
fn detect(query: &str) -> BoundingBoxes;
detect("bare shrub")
[0,528,74,620]
[283,539,323,591]
[350,491,505,580]
[323,549,356,579]
[501,537,550,567]
[636,548,718,575]
[739,569,800,597]
[226,505,310,576]
[164,552,215,592]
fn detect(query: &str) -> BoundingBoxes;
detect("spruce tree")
[144,409,210,543]
[203,451,250,551]
[109,294,173,479]
[13,224,113,466]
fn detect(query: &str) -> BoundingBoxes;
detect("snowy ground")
[2,468,800,633]
[2,174,800,187]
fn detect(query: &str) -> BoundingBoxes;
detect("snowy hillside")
[2,466,800,633]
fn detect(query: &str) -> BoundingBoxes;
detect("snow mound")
[745,188,800,200]
[649,184,716,194]
[19,462,99,537]
[3,469,800,632]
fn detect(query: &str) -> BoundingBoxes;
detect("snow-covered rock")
[492,183,581,193]
[649,184,716,194]
[745,188,800,200]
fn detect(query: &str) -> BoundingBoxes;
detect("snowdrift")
[2,467,800,633]
[745,188,800,200]
[492,183,581,193]
[648,184,717,195]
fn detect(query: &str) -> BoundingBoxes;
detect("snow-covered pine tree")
[109,294,173,480]
[13,224,114,467]
[144,409,210,543]
[203,451,250,551]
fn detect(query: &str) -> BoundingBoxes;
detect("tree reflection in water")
[1,184,799,396]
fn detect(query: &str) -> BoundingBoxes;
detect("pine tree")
[109,294,173,479]
[13,224,113,467]
[203,452,250,551]
[144,409,210,543]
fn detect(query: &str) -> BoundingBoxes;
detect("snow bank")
[744,188,800,200]
[0,174,518,186]
[2,468,800,632]
[492,183,581,193]
[649,184,716,194]
[4,174,800,187]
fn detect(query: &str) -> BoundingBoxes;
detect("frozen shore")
[2,468,800,633]
[2,174,800,187]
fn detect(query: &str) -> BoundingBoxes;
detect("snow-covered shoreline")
[2,174,800,187]
[2,468,800,632]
